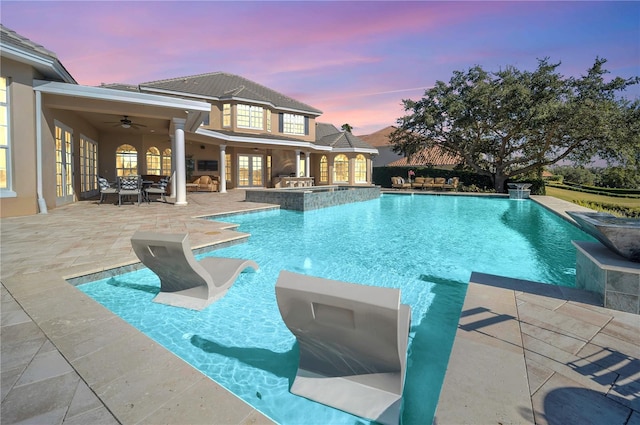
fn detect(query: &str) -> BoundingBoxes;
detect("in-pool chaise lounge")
[275,270,411,425]
[131,231,258,310]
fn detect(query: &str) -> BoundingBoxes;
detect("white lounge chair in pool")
[275,270,411,425]
[130,231,258,310]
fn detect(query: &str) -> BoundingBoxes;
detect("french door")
[55,121,74,205]
[79,135,98,199]
[237,154,263,187]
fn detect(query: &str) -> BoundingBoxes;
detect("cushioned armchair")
[191,175,219,192]
[391,176,411,189]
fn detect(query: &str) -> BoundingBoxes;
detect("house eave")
[34,81,211,112]
[332,147,379,155]
[140,86,323,117]
[2,45,76,84]
[196,128,332,151]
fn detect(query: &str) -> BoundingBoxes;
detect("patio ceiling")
[34,80,211,134]
[72,111,170,135]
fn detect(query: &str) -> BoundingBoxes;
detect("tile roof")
[1,24,57,59]
[139,72,322,115]
[358,125,461,167]
[356,126,397,147]
[387,146,461,167]
[0,24,76,83]
[98,83,141,93]
[314,123,376,150]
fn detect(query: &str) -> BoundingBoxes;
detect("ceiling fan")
[104,115,147,130]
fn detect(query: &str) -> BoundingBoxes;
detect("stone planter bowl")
[567,211,640,263]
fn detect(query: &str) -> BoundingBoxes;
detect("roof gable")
[315,123,377,151]
[139,72,322,115]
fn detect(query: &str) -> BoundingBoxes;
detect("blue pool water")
[78,195,593,424]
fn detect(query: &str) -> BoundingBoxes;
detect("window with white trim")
[162,148,171,176]
[282,113,305,135]
[223,104,231,127]
[225,153,232,182]
[319,155,328,183]
[333,154,349,182]
[237,104,263,129]
[0,77,10,192]
[355,154,367,182]
[116,144,138,176]
[146,147,161,175]
[80,136,98,193]
[266,110,271,132]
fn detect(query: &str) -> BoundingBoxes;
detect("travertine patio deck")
[1,191,638,424]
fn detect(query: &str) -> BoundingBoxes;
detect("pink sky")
[3,1,639,135]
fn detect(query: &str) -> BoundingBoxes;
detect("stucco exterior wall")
[0,58,38,217]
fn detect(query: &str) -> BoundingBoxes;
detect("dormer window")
[237,104,263,130]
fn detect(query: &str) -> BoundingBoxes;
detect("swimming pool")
[78,194,594,424]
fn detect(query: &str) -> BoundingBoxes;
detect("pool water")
[78,195,593,424]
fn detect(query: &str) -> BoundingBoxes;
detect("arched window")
[162,148,172,176]
[333,154,349,183]
[355,154,367,183]
[146,147,161,175]
[116,144,137,176]
[319,155,328,183]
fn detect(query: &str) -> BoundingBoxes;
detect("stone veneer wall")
[245,186,380,211]
[573,241,640,314]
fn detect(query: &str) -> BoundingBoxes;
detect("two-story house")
[135,72,378,191]
[0,24,377,218]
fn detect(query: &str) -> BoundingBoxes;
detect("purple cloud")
[2,0,638,135]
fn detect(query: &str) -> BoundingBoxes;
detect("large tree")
[390,58,639,191]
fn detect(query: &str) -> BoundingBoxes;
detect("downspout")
[35,90,47,214]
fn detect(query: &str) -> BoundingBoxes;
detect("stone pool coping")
[2,191,638,424]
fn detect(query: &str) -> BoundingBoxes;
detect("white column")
[295,150,301,177]
[170,135,177,197]
[219,144,227,193]
[305,151,311,178]
[173,118,187,205]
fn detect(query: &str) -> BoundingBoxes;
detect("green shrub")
[572,200,640,218]
[547,182,640,198]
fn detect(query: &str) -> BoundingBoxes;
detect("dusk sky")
[2,1,639,135]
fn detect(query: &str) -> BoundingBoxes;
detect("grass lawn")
[546,186,640,210]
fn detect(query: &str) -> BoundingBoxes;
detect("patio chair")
[443,177,459,191]
[97,176,118,204]
[130,231,258,310]
[275,270,411,425]
[118,175,142,206]
[391,176,411,189]
[145,176,170,202]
